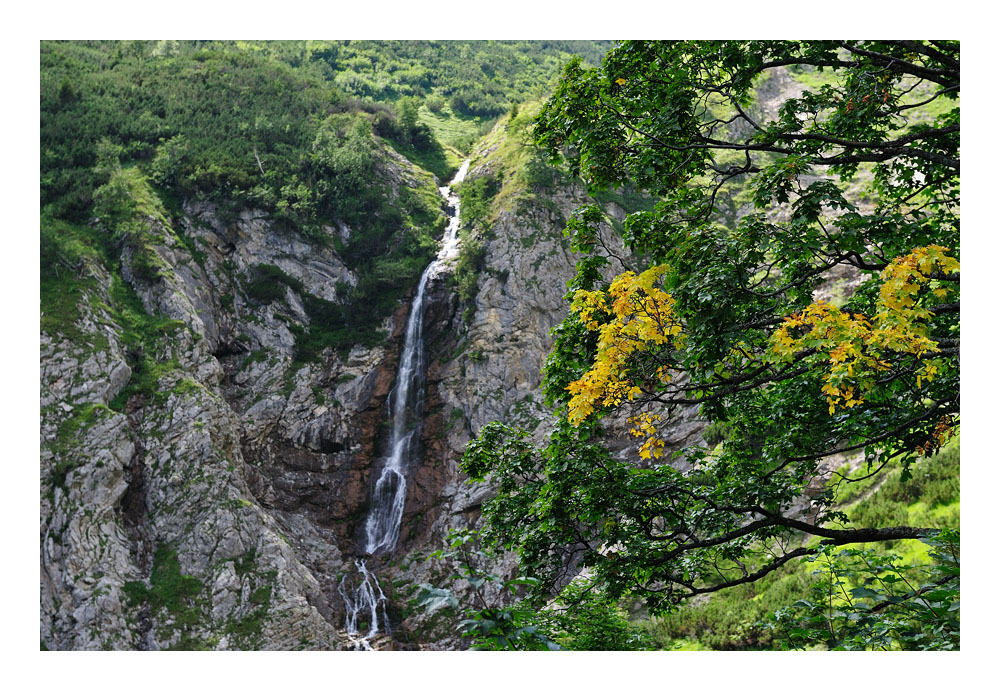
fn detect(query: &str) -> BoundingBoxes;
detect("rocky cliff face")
[39,206,370,649]
[40,233,348,649]
[39,145,445,649]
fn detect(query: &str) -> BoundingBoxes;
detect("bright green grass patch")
[417,103,489,154]
[641,438,960,650]
[41,271,97,343]
[40,215,108,342]
[841,440,959,532]
[458,101,565,221]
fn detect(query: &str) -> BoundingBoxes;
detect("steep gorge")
[39,105,649,649]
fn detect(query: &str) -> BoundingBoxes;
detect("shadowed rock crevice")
[118,403,154,575]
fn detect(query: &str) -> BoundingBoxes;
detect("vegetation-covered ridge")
[457,40,959,650]
[42,42,415,357]
[309,40,611,150]
[41,40,612,350]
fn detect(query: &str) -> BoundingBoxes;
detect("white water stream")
[340,160,470,649]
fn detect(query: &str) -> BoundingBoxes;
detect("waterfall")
[338,559,389,650]
[341,159,470,649]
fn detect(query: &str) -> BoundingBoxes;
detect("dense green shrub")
[425,94,446,113]
[701,421,731,446]
[42,42,341,222]
[449,86,507,118]
[245,264,303,304]
[545,580,653,651]
[521,153,561,190]
[124,544,203,617]
[458,173,502,230]
[305,40,611,112]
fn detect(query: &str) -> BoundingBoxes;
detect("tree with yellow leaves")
[462,40,959,649]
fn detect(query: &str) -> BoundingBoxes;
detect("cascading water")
[340,160,470,649]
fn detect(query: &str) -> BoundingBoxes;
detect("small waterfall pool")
[340,160,470,649]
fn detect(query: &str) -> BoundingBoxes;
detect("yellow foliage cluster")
[566,266,684,458]
[878,244,959,322]
[769,246,959,414]
[628,412,666,459]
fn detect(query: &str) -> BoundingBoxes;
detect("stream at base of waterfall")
[338,160,470,650]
